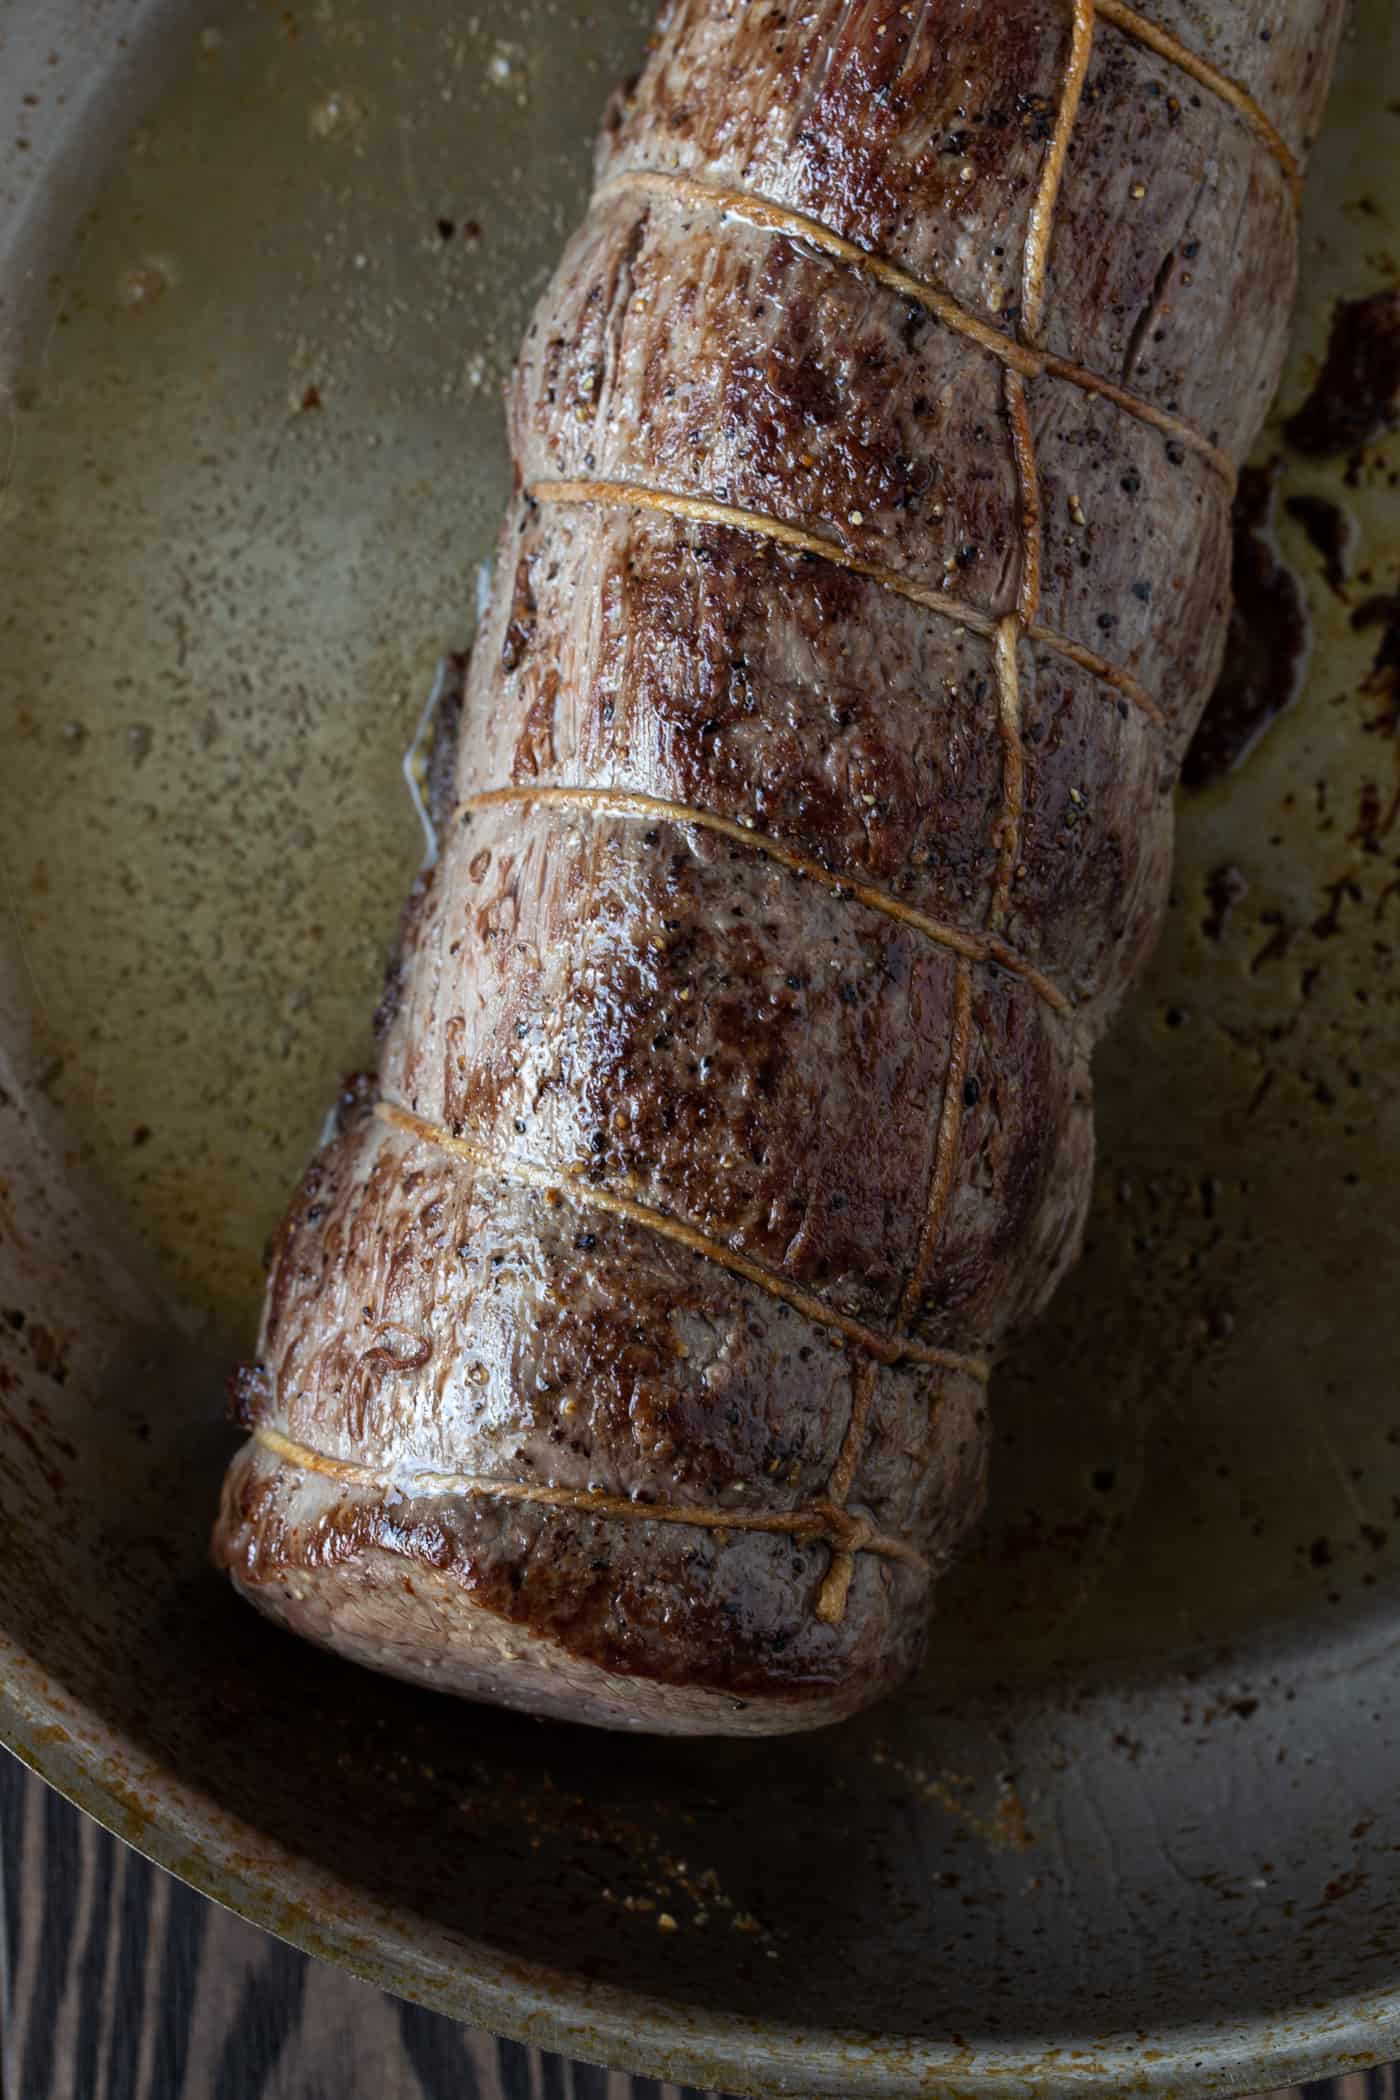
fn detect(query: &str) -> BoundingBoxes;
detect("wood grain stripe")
[21,1782,81,2100]
[72,1811,116,2100]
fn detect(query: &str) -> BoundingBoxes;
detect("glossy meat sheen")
[213,0,1344,1733]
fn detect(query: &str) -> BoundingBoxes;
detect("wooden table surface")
[1,1754,1391,2100]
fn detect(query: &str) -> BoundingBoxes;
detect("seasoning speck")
[115,259,171,309]
[307,89,363,141]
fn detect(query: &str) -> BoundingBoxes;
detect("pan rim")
[5,1644,1399,2099]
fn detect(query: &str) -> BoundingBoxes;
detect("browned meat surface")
[213,0,1344,1733]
